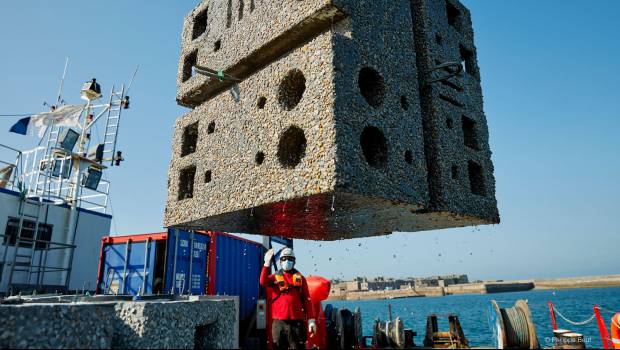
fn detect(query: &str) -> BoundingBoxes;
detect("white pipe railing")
[1,144,112,214]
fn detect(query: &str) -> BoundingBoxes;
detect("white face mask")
[281,260,295,271]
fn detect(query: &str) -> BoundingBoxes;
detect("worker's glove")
[264,249,275,267]
[308,319,317,337]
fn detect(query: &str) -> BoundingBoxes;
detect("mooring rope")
[599,305,620,315]
[554,307,597,326]
[500,306,530,348]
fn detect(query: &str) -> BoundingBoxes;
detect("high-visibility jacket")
[612,313,620,349]
[260,266,315,321]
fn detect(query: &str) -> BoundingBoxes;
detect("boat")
[0,71,131,296]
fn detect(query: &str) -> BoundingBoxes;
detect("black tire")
[324,304,339,349]
[353,307,363,347]
[337,309,356,349]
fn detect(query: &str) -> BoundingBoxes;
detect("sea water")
[329,287,620,348]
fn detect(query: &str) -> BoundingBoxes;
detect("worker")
[260,248,316,350]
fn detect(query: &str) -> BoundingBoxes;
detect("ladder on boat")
[5,196,45,293]
[101,85,126,166]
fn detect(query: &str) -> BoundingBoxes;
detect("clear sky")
[0,1,618,281]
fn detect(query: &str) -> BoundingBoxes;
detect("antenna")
[37,58,70,147]
[125,65,139,95]
[56,57,70,107]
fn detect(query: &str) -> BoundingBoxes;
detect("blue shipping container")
[98,233,164,295]
[209,232,263,321]
[97,229,263,322]
[165,229,209,295]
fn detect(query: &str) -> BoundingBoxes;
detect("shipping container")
[208,231,264,320]
[96,229,263,322]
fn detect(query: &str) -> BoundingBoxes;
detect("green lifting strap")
[193,65,242,83]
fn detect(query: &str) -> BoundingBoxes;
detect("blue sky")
[0,1,618,281]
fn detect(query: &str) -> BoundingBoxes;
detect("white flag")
[30,104,85,137]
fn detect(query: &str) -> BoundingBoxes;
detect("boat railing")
[2,144,111,213]
[0,232,76,290]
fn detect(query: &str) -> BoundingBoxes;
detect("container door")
[211,233,263,322]
[100,240,155,295]
[190,233,209,295]
[165,229,209,295]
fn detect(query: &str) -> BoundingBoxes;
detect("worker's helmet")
[280,248,295,260]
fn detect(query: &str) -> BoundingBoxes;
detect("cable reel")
[491,300,539,349]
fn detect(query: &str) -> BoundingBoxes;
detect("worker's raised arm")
[260,249,275,287]
[260,266,275,287]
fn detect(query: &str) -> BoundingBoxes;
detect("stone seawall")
[329,281,534,301]
[328,275,620,301]
[0,295,239,349]
[534,275,620,290]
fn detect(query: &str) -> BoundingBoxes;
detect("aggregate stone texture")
[0,296,238,349]
[166,0,499,240]
[410,0,499,223]
[177,0,345,108]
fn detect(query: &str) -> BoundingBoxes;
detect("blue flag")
[9,117,31,135]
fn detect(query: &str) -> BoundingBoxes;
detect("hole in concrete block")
[257,96,267,109]
[207,121,216,134]
[451,165,459,179]
[255,151,265,165]
[446,117,454,129]
[178,165,196,200]
[358,67,385,108]
[400,95,409,111]
[238,0,244,21]
[361,126,388,168]
[446,1,462,32]
[214,40,222,52]
[182,49,198,83]
[460,45,477,77]
[277,126,307,169]
[192,7,208,40]
[462,115,480,150]
[278,69,306,111]
[405,150,413,164]
[435,33,443,46]
[195,323,217,349]
[226,0,232,28]
[181,122,199,157]
[205,170,212,183]
[468,161,486,196]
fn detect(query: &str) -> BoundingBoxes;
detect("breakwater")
[329,274,620,301]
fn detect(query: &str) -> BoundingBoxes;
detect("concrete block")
[177,0,345,108]
[0,296,238,349]
[165,0,499,240]
[410,0,499,223]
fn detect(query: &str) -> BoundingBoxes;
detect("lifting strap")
[194,65,242,82]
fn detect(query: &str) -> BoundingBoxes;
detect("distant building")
[330,274,470,294]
